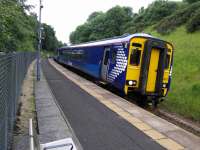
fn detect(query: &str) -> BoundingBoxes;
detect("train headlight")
[162,83,167,88]
[128,81,133,85]
[128,80,137,86]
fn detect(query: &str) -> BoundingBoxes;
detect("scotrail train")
[55,33,173,107]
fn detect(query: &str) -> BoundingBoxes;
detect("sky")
[27,0,181,44]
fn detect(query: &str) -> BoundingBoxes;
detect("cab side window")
[111,50,117,64]
[165,54,170,69]
[130,49,141,66]
[104,50,110,65]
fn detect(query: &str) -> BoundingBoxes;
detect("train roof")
[59,33,155,50]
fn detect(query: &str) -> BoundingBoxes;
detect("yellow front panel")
[146,48,160,92]
[124,38,147,94]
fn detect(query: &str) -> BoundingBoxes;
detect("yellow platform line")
[49,60,185,150]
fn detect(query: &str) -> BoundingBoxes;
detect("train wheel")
[152,98,159,109]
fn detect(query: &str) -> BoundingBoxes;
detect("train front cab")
[124,37,173,102]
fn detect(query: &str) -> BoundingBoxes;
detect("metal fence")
[0,52,36,150]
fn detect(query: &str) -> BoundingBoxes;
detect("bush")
[185,0,200,4]
[155,1,200,34]
[142,0,179,25]
[186,10,200,32]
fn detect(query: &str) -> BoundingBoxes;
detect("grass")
[145,26,200,122]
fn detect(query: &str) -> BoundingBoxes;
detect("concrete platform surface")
[35,66,83,150]
[48,59,200,150]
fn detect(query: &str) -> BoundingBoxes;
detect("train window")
[104,50,109,65]
[130,49,141,66]
[63,50,71,59]
[132,43,142,48]
[111,50,117,64]
[165,54,170,69]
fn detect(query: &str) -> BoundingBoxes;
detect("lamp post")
[37,0,43,81]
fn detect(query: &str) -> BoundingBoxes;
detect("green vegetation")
[156,1,200,34]
[70,0,200,44]
[42,23,64,53]
[185,0,200,4]
[0,0,37,52]
[70,6,134,43]
[70,0,200,121]
[70,0,180,44]
[0,0,62,52]
[41,50,56,59]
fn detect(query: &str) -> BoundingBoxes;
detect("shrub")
[155,1,200,34]
[186,10,200,32]
[185,0,200,4]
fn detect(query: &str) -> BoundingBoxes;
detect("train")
[55,33,173,107]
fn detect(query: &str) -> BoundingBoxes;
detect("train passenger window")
[165,54,170,69]
[130,49,141,66]
[63,50,71,59]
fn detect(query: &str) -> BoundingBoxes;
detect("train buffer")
[34,59,200,150]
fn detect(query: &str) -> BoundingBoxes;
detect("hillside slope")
[146,26,200,121]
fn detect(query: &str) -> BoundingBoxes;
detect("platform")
[35,64,82,150]
[41,59,200,150]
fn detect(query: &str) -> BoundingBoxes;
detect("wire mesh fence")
[0,52,36,150]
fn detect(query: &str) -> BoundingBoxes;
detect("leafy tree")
[143,0,178,24]
[41,23,63,51]
[105,6,133,35]
[70,6,133,44]
[0,0,38,52]
[0,0,61,52]
[87,11,103,22]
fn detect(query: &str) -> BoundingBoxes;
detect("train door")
[101,47,110,81]
[146,48,160,92]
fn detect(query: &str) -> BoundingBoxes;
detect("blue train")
[55,33,173,106]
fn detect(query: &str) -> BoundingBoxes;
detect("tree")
[87,11,103,22]
[134,0,179,25]
[42,23,59,51]
[70,6,134,44]
[0,0,38,52]
[0,0,64,52]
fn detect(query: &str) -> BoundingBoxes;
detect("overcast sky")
[27,0,181,44]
